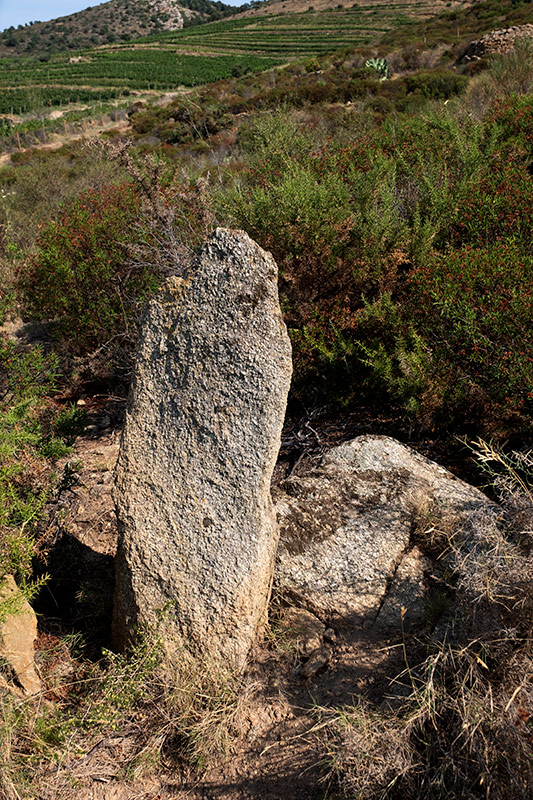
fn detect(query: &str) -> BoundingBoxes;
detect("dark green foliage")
[488,93,533,157]
[18,183,154,353]
[404,69,468,100]
[450,160,533,247]
[219,85,533,434]
[0,51,280,97]
[410,243,533,419]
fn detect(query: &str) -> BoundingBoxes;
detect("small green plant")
[365,57,388,81]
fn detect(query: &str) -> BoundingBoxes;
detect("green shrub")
[409,242,533,426]
[404,69,468,100]
[0,338,73,600]
[18,182,155,354]
[489,93,533,158]
[0,143,125,255]
[449,159,533,248]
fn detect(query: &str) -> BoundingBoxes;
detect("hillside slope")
[0,0,236,56]
[235,0,469,19]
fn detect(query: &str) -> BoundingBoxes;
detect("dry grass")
[0,620,251,799]
[323,441,533,799]
[466,38,533,118]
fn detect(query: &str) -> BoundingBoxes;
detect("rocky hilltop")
[0,0,235,56]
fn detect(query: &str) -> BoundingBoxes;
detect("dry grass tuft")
[0,620,251,799]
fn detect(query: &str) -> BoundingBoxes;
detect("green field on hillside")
[130,3,437,56]
[0,51,280,102]
[0,2,437,112]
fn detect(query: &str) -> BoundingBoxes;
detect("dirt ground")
[27,391,442,800]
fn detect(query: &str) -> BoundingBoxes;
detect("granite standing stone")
[113,229,292,670]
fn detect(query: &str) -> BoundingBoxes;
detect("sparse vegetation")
[0,615,246,799]
[0,0,532,796]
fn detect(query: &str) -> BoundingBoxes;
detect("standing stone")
[113,229,292,670]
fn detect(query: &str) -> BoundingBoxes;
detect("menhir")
[113,228,292,670]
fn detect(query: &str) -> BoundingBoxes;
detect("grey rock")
[275,435,496,622]
[375,545,433,630]
[113,229,292,670]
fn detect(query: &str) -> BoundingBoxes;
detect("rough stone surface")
[113,229,292,670]
[0,575,41,695]
[375,546,433,629]
[298,647,330,680]
[462,23,533,60]
[274,435,496,623]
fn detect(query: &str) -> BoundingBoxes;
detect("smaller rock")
[83,425,99,436]
[278,607,325,656]
[298,647,330,680]
[324,627,337,644]
[0,576,41,695]
[275,435,495,622]
[99,415,112,429]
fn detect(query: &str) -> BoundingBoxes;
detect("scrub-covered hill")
[0,0,236,56]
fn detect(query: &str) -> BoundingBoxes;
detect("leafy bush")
[449,159,533,248]
[404,68,468,100]
[0,338,76,607]
[409,243,533,423]
[18,182,154,354]
[489,93,533,158]
[219,98,532,433]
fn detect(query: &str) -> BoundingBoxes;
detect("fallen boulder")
[113,229,292,670]
[274,435,497,625]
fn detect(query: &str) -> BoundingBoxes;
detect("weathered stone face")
[274,435,497,626]
[113,229,292,670]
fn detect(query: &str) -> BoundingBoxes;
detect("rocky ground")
[0,316,504,800]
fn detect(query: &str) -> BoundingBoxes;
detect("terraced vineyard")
[155,3,440,56]
[0,51,280,103]
[0,1,441,109]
